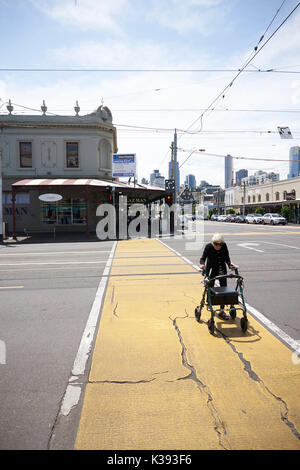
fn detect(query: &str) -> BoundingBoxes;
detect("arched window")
[283,191,287,200]
[252,195,256,202]
[266,193,270,202]
[248,196,251,203]
[258,194,261,202]
[99,139,112,170]
[275,192,280,201]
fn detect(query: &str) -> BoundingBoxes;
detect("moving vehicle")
[262,213,287,225]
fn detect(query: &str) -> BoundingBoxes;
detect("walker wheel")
[195,306,201,322]
[240,317,248,333]
[208,319,215,335]
[229,307,236,319]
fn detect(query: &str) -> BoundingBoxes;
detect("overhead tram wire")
[178,148,300,163]
[178,0,300,169]
[1,67,300,73]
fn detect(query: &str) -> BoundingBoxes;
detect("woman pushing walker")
[199,233,236,320]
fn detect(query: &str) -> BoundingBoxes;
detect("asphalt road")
[0,239,114,450]
[164,220,300,341]
[1,221,300,450]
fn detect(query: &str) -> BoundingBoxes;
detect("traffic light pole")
[173,129,177,205]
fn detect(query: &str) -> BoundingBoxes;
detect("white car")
[246,213,263,224]
[217,215,227,222]
[262,213,287,225]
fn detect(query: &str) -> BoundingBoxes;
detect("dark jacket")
[200,242,231,277]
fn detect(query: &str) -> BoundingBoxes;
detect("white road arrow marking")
[237,243,264,253]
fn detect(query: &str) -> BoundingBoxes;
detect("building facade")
[0,103,119,234]
[224,176,300,223]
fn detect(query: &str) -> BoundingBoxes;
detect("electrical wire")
[177,1,300,170]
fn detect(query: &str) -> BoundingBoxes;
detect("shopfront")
[10,178,165,239]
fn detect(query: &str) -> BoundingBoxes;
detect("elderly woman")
[199,233,235,320]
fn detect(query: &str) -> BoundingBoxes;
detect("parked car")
[210,214,218,221]
[235,215,246,223]
[217,215,227,222]
[246,213,263,224]
[262,213,287,225]
[226,214,238,222]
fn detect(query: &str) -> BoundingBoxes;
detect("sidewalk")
[74,238,300,450]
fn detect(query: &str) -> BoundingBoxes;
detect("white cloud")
[147,0,229,35]
[30,0,129,32]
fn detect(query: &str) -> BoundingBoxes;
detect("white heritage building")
[0,101,164,237]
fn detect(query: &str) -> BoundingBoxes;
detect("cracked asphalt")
[72,237,300,450]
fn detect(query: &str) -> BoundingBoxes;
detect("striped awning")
[12,178,165,192]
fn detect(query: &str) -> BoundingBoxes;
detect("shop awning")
[12,178,165,193]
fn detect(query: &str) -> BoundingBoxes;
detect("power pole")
[0,149,2,243]
[170,141,174,179]
[173,129,178,204]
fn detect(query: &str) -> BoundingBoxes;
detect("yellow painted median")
[75,238,300,450]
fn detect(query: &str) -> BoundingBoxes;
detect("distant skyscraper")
[288,146,300,178]
[225,155,233,188]
[235,169,248,186]
[150,169,165,188]
[185,174,196,190]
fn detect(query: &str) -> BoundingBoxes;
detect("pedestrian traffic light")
[106,186,113,202]
[165,193,173,206]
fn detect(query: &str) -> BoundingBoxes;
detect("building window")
[253,195,256,203]
[40,198,86,225]
[283,191,287,200]
[266,193,270,202]
[276,192,280,201]
[258,194,261,202]
[19,142,32,168]
[66,142,79,168]
[248,196,251,203]
[3,192,30,204]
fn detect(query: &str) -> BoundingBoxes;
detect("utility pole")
[173,129,177,204]
[0,148,2,243]
[170,141,174,179]
[243,181,246,216]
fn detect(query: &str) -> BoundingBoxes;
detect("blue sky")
[1,0,300,186]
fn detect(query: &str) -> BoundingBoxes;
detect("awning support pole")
[85,188,89,239]
[12,188,17,240]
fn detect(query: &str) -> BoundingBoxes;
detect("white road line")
[237,243,264,253]
[0,250,112,257]
[0,261,107,266]
[258,241,300,250]
[243,302,300,352]
[55,241,117,419]
[156,238,299,353]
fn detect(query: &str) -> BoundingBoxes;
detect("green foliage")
[281,205,292,221]
[255,206,264,215]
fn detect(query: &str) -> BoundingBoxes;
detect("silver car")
[262,213,287,225]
